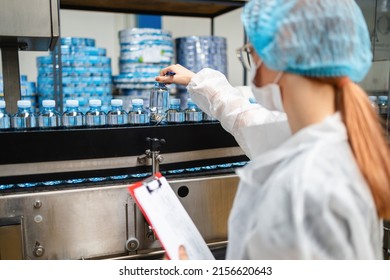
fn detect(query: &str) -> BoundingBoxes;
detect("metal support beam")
[211,17,215,36]
[1,46,21,114]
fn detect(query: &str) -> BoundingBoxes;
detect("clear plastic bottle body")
[149,83,169,124]
[62,101,84,127]
[107,100,128,126]
[185,98,203,123]
[129,99,149,125]
[38,100,60,128]
[167,98,185,124]
[0,101,11,129]
[12,101,37,129]
[85,100,107,127]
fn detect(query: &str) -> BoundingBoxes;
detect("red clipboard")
[128,173,215,260]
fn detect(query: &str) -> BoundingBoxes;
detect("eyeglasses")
[236,43,254,71]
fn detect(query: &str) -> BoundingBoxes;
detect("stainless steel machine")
[0,0,248,261]
[0,0,59,114]
[0,123,247,260]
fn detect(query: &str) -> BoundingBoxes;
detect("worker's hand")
[163,245,189,260]
[178,245,189,260]
[156,64,195,86]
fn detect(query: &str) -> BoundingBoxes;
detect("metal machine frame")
[0,122,248,260]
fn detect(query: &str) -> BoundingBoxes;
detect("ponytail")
[338,81,390,219]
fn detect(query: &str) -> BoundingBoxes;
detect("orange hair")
[339,81,390,219]
[314,77,390,219]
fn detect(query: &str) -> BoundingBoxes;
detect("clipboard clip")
[143,176,163,193]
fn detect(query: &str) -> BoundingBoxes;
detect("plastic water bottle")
[107,99,128,126]
[378,96,388,115]
[85,99,106,127]
[38,100,60,128]
[167,98,185,124]
[0,100,11,130]
[12,100,37,129]
[62,99,84,127]
[85,99,107,182]
[185,98,203,123]
[129,99,149,125]
[149,82,169,124]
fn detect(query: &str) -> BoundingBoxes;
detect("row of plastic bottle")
[0,97,216,130]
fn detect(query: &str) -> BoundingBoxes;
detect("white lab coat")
[187,68,383,259]
[188,68,291,159]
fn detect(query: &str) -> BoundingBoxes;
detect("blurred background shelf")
[60,0,247,18]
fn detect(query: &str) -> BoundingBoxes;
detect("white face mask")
[250,61,285,112]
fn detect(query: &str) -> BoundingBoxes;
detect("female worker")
[157,0,390,259]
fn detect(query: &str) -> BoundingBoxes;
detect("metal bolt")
[146,226,155,241]
[33,200,42,209]
[33,243,45,257]
[125,238,139,252]
[157,155,164,163]
[34,215,43,223]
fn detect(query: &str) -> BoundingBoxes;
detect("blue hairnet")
[241,0,372,82]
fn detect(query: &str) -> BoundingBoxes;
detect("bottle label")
[185,111,203,122]
[63,115,83,127]
[167,111,185,123]
[86,114,106,126]
[39,115,59,128]
[12,115,37,129]
[130,113,149,125]
[108,114,128,125]
[0,115,10,129]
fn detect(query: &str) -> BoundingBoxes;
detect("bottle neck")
[111,105,123,111]
[187,104,197,110]
[132,104,143,110]
[89,106,101,111]
[66,106,79,112]
[157,83,167,90]
[18,107,31,113]
[43,106,55,112]
[170,104,180,110]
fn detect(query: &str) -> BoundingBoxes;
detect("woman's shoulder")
[275,140,364,196]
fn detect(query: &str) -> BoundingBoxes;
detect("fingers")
[155,75,175,84]
[156,64,195,86]
[179,245,189,260]
[159,64,182,76]
[163,245,189,260]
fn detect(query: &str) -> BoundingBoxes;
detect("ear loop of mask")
[251,59,263,86]
[253,59,284,86]
[273,72,283,84]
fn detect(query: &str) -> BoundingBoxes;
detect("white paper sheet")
[129,175,215,260]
